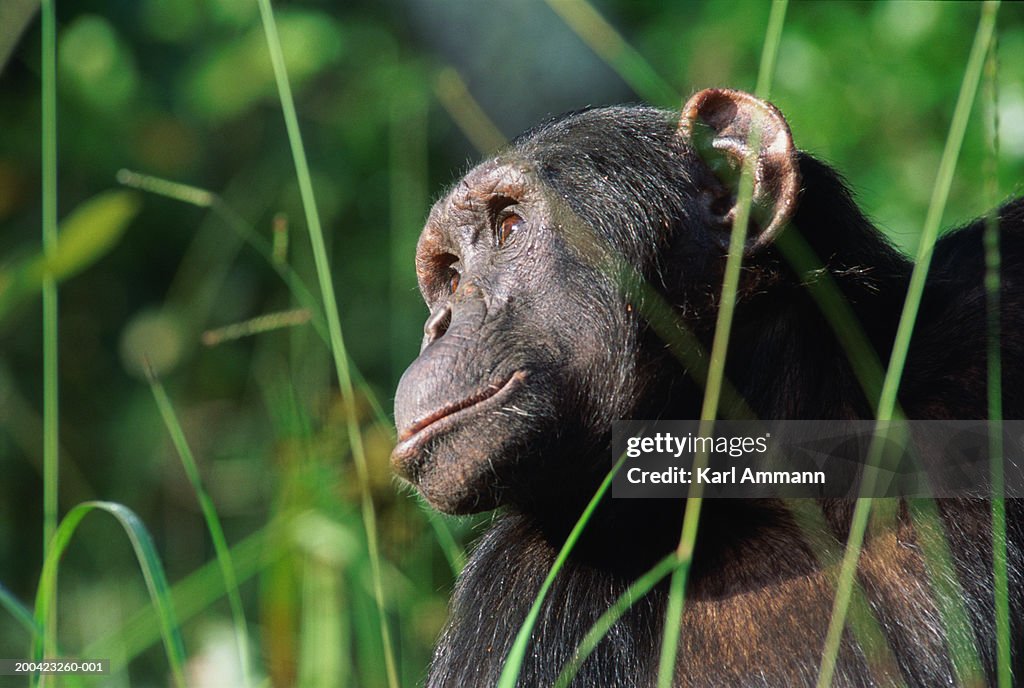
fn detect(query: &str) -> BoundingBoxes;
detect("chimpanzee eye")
[497,213,524,247]
[449,269,460,294]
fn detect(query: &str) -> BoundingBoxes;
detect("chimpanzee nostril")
[422,303,452,348]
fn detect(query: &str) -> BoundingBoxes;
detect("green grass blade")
[85,522,278,669]
[113,169,215,207]
[657,3,788,686]
[201,308,312,346]
[0,190,142,323]
[543,0,678,107]
[39,0,57,553]
[255,2,398,686]
[116,168,328,342]
[114,169,392,427]
[785,501,906,686]
[148,375,253,688]
[874,4,999,423]
[297,552,347,687]
[815,4,1000,687]
[31,501,186,688]
[423,506,467,576]
[753,1,787,97]
[40,0,59,666]
[554,554,677,688]
[497,455,627,688]
[434,68,508,155]
[0,581,39,638]
[908,499,986,685]
[983,33,1012,688]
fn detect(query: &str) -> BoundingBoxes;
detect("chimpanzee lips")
[391,370,526,479]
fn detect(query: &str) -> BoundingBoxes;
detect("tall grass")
[496,455,628,688]
[542,0,678,107]
[983,33,1013,688]
[40,0,59,668]
[657,3,788,685]
[27,7,190,685]
[31,502,187,688]
[255,2,398,686]
[9,2,1013,687]
[815,5,1000,685]
[149,375,252,687]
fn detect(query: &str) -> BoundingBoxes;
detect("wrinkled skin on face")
[392,94,800,515]
[391,158,640,514]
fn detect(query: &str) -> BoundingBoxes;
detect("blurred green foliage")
[0,1,1021,685]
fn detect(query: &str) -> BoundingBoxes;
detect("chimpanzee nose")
[422,302,452,350]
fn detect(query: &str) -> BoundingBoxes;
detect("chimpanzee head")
[392,89,800,514]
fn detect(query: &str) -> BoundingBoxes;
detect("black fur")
[399,105,1024,687]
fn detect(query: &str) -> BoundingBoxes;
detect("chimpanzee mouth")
[392,370,527,475]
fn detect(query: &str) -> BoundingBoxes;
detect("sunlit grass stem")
[149,375,253,688]
[543,0,678,107]
[434,68,507,154]
[115,169,326,342]
[983,33,1012,688]
[40,0,59,669]
[554,554,678,687]
[115,168,395,427]
[255,2,399,686]
[496,456,628,688]
[815,4,1000,686]
[656,3,788,686]
[31,502,187,688]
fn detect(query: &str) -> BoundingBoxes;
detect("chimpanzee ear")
[679,88,800,250]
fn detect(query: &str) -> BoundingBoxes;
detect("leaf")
[186,10,345,122]
[0,189,141,322]
[32,501,186,688]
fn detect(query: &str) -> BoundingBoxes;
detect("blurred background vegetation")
[0,1,1021,686]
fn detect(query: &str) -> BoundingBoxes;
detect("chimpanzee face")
[392,91,799,514]
[391,157,637,514]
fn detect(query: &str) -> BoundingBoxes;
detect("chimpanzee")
[391,88,1024,687]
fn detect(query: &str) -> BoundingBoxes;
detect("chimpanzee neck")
[429,504,823,688]
[428,511,667,688]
